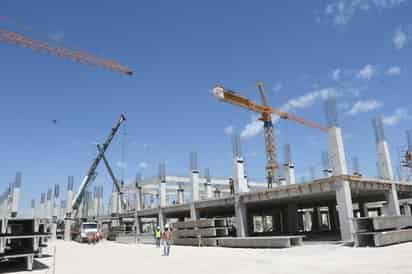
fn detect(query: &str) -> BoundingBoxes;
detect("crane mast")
[257,81,278,188]
[71,114,126,211]
[211,83,327,189]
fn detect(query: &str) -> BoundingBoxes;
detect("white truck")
[71,221,100,243]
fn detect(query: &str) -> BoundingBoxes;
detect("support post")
[234,195,248,237]
[233,157,249,193]
[328,204,338,232]
[372,117,400,216]
[135,185,142,211]
[11,172,22,217]
[190,203,199,220]
[191,170,200,202]
[158,209,166,231]
[328,127,354,242]
[286,204,298,234]
[64,176,74,241]
[404,204,412,216]
[177,186,184,204]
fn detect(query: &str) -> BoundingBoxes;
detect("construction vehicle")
[71,221,100,243]
[61,114,126,242]
[212,82,327,188]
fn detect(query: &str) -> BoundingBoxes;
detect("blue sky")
[1,0,412,212]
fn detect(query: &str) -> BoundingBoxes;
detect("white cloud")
[273,83,283,92]
[386,66,401,76]
[357,64,376,80]
[323,0,407,26]
[383,108,411,126]
[347,100,383,116]
[280,88,337,112]
[393,28,408,50]
[331,68,341,80]
[224,125,235,135]
[240,88,336,139]
[138,162,148,169]
[240,117,263,139]
[116,161,127,169]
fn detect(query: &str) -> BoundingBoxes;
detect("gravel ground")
[3,240,412,274]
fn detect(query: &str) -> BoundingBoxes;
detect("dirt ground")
[3,240,412,274]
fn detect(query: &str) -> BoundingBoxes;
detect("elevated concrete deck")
[127,176,412,242]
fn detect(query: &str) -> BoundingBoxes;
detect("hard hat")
[157,226,160,229]
[165,224,170,229]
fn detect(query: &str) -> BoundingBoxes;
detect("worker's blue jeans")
[163,240,170,256]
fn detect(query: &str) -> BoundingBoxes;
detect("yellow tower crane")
[211,82,328,188]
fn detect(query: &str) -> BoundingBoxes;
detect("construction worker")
[155,226,161,247]
[229,178,235,195]
[162,224,172,256]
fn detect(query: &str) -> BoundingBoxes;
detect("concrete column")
[135,185,142,211]
[303,211,312,232]
[50,223,57,241]
[158,209,166,231]
[328,127,354,242]
[311,208,322,232]
[40,193,46,219]
[177,188,184,204]
[191,170,200,202]
[46,189,52,220]
[53,184,60,220]
[404,204,412,216]
[111,191,119,216]
[64,176,74,241]
[283,164,296,185]
[135,215,141,235]
[328,204,338,232]
[377,140,394,180]
[11,172,22,217]
[385,185,401,216]
[30,199,35,218]
[159,180,167,208]
[234,196,248,237]
[286,204,298,234]
[233,157,249,193]
[190,203,199,220]
[358,203,369,217]
[205,182,213,199]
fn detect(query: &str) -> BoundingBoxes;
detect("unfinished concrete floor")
[4,240,412,274]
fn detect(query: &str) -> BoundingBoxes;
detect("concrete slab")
[217,236,304,248]
[354,216,412,232]
[356,229,412,247]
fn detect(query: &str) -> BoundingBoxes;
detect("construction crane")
[71,114,126,212]
[0,28,133,76]
[211,82,328,188]
[96,143,127,211]
[401,130,412,170]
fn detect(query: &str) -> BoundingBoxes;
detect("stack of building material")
[172,218,229,247]
[354,216,412,247]
[0,218,50,271]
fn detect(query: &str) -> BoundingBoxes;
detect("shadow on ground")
[0,259,49,273]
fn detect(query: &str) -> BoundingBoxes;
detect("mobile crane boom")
[72,114,126,210]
